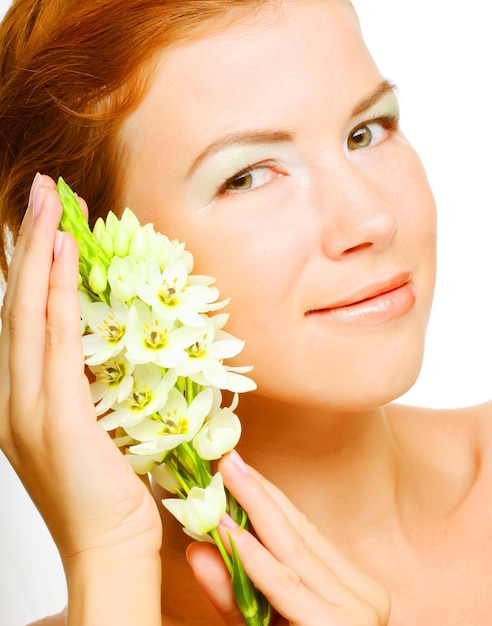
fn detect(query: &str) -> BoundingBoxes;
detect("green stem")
[180,441,212,488]
[209,528,233,576]
[165,456,193,495]
[186,376,198,402]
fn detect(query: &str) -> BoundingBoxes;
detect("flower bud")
[113,222,130,257]
[120,207,141,237]
[152,463,181,493]
[92,217,105,243]
[129,226,148,261]
[88,263,108,294]
[193,408,242,460]
[163,472,226,537]
[108,256,140,301]
[93,219,114,257]
[105,211,119,237]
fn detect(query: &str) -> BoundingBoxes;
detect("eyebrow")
[351,79,398,118]
[187,130,293,176]
[187,79,397,176]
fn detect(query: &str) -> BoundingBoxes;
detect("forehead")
[139,0,362,99]
[121,0,378,177]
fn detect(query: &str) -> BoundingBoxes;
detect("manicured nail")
[228,449,250,475]
[29,172,43,219]
[219,513,238,531]
[53,230,64,259]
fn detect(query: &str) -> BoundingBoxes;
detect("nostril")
[342,241,373,255]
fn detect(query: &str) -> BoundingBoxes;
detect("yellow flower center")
[158,287,179,308]
[158,277,182,308]
[143,321,168,350]
[187,334,208,359]
[97,314,125,344]
[129,384,152,410]
[98,361,126,386]
[157,408,188,436]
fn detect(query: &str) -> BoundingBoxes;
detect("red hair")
[0,0,269,279]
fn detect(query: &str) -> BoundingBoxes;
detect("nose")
[312,161,399,259]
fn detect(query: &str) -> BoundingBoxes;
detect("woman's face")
[121,0,437,410]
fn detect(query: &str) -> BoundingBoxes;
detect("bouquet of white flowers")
[57,177,271,626]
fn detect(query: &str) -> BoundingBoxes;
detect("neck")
[237,392,385,454]
[235,395,480,540]
[235,393,399,534]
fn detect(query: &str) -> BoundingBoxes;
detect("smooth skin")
[2,1,492,624]
[0,180,390,626]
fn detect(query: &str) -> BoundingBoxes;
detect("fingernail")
[53,230,64,259]
[219,513,238,531]
[29,172,43,219]
[228,449,250,475]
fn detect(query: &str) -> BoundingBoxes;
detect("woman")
[1,0,491,624]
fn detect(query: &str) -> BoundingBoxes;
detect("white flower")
[82,294,130,365]
[88,354,135,415]
[137,257,223,327]
[151,462,182,493]
[126,220,192,272]
[107,256,143,302]
[189,363,257,393]
[162,472,226,537]
[124,299,198,368]
[193,407,242,460]
[97,209,141,257]
[125,451,167,475]
[174,315,255,392]
[140,228,194,274]
[125,387,213,455]
[98,363,176,430]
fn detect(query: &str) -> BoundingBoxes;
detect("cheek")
[170,209,304,311]
[400,164,438,280]
[377,143,438,265]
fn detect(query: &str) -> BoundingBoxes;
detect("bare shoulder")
[28,610,66,626]
[386,399,492,463]
[387,399,492,428]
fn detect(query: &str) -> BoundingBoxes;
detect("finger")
[218,514,348,626]
[0,173,44,338]
[45,229,84,388]
[42,228,125,461]
[186,542,246,626]
[8,182,63,426]
[44,227,86,395]
[2,175,56,310]
[227,453,387,611]
[0,175,56,448]
[220,452,360,606]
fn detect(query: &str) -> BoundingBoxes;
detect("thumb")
[187,542,246,625]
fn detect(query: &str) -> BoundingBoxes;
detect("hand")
[0,175,162,624]
[187,451,390,626]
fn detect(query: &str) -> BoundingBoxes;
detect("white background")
[1,0,491,623]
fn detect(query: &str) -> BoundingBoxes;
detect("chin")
[256,337,426,411]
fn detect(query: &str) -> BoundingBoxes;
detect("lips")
[305,273,416,325]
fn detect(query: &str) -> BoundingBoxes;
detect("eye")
[218,162,284,195]
[347,115,399,151]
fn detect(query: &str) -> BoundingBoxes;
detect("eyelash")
[216,160,279,196]
[215,112,400,196]
[348,112,400,149]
